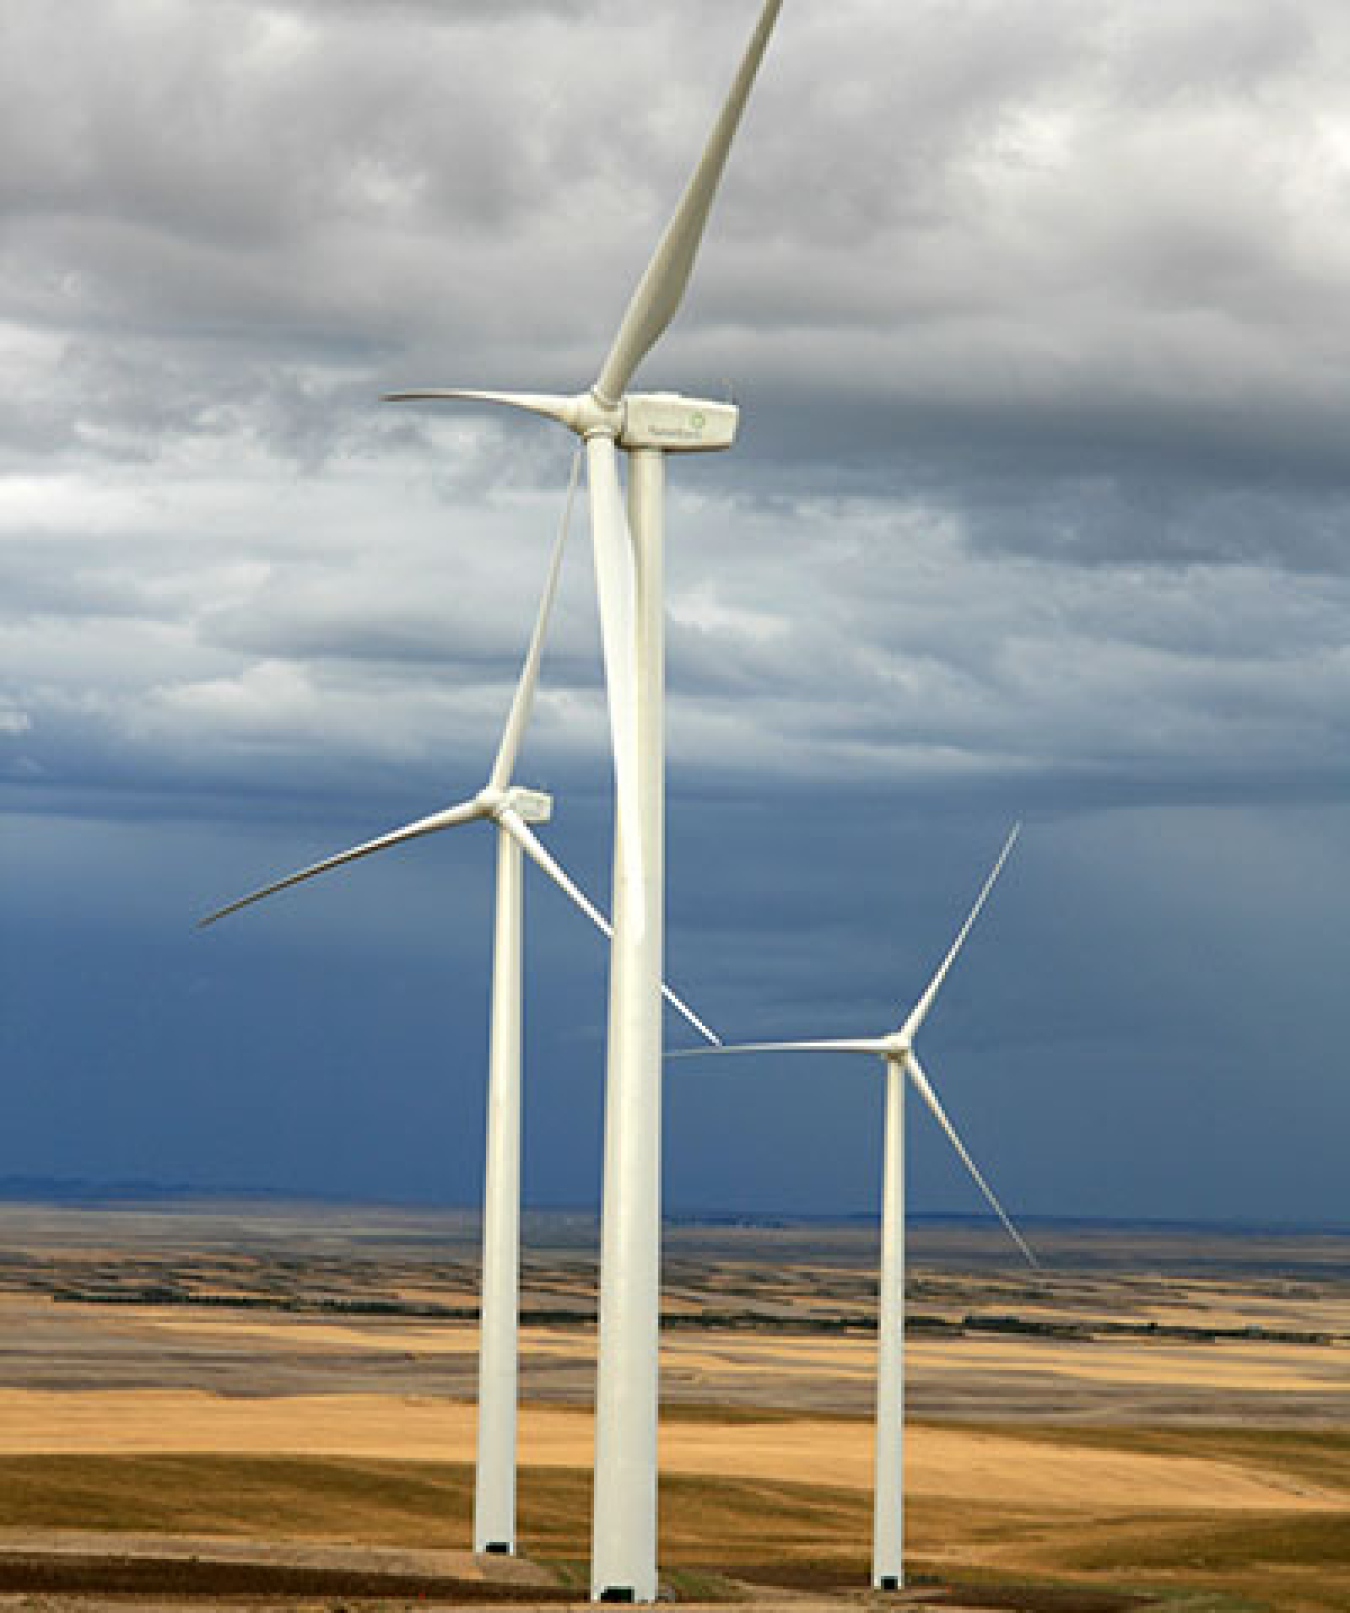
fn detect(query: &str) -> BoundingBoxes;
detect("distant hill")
[0,1180,1344,1238]
[0,1176,214,1205]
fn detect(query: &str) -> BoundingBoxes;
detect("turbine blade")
[500,808,721,1048]
[904,1050,1038,1269]
[899,824,1021,1042]
[383,388,577,432]
[488,448,582,791]
[592,0,783,404]
[670,1038,888,1060]
[585,433,644,925]
[198,798,485,927]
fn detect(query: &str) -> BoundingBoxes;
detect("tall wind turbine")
[674,826,1035,1592]
[199,458,718,1560]
[386,3,784,1599]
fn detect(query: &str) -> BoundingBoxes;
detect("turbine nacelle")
[386,388,738,455]
[622,393,738,454]
[477,784,553,826]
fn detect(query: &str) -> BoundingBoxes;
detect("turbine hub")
[572,391,625,439]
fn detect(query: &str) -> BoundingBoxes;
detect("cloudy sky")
[3,0,1348,1228]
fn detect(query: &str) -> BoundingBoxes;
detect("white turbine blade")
[198,798,486,928]
[899,824,1021,1042]
[383,388,577,432]
[500,808,721,1048]
[585,433,644,922]
[670,1037,888,1060]
[904,1050,1038,1269]
[592,0,783,405]
[488,448,582,791]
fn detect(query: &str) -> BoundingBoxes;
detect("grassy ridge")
[0,1430,1347,1611]
[978,1424,1350,1486]
[0,1454,477,1544]
[0,1453,870,1580]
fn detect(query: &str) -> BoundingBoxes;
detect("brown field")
[0,1201,1347,1610]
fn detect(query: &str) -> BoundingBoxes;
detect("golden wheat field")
[0,1201,1346,1610]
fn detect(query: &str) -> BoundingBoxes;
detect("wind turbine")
[385,2,784,1599]
[673,826,1035,1592]
[199,456,718,1560]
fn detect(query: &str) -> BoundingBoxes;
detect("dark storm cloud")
[5,0,1345,414]
[743,397,1350,572]
[8,0,1350,520]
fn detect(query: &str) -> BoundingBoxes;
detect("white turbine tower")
[386,3,784,1599]
[199,459,718,1560]
[674,826,1036,1592]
